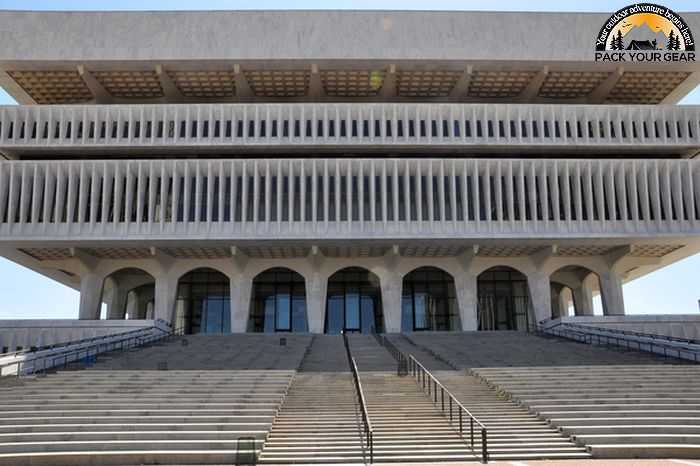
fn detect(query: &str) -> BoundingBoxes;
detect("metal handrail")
[1,324,184,378]
[534,324,700,363]
[374,333,489,463]
[0,319,170,358]
[408,355,489,463]
[559,322,700,346]
[343,334,373,463]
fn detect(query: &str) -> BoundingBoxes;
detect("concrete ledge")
[587,444,700,459]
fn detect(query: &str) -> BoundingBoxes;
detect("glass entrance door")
[325,268,383,334]
[175,268,231,334]
[477,267,532,331]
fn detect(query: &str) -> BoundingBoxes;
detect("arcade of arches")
[89,261,626,334]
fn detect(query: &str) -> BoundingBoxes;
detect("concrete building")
[0,9,700,348]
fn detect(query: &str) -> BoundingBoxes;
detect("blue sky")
[0,0,698,319]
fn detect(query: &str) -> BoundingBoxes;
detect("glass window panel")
[401,296,413,332]
[360,296,375,333]
[345,288,360,330]
[276,286,291,331]
[264,297,276,333]
[291,298,308,332]
[327,297,344,334]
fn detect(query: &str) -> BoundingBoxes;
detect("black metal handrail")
[534,324,700,363]
[373,333,489,463]
[0,324,184,378]
[559,322,700,346]
[343,334,373,463]
[0,318,171,358]
[408,355,489,463]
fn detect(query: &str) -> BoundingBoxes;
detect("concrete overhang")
[0,10,698,105]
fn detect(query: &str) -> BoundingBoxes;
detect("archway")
[550,282,574,318]
[100,268,155,320]
[401,267,460,332]
[126,283,155,319]
[249,268,308,333]
[477,266,532,331]
[549,265,601,317]
[175,268,231,334]
[326,267,383,333]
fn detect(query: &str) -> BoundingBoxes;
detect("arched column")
[106,283,128,320]
[79,273,104,320]
[550,283,565,318]
[154,273,178,324]
[230,272,253,333]
[572,280,595,316]
[455,273,478,331]
[306,272,327,334]
[526,270,552,323]
[380,272,402,333]
[599,270,626,315]
[126,291,139,319]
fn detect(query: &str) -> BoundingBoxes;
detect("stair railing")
[0,324,184,378]
[0,319,170,358]
[408,355,489,463]
[374,334,489,463]
[560,322,700,346]
[533,324,700,363]
[343,334,373,463]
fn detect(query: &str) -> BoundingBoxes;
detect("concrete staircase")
[259,335,366,463]
[95,333,313,371]
[348,334,481,462]
[473,364,700,459]
[0,333,312,465]
[392,334,590,460]
[0,369,293,465]
[408,330,668,368]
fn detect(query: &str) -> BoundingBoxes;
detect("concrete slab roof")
[0,10,698,104]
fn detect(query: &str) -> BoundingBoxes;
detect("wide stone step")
[587,444,700,459]
[559,425,700,435]
[0,439,253,454]
[539,409,700,418]
[0,431,268,442]
[0,416,272,425]
[573,434,700,445]
[0,423,269,433]
[0,450,252,466]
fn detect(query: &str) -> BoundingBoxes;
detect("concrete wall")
[550,315,700,341]
[0,319,155,352]
[0,10,698,63]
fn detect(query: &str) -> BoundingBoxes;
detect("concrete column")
[454,273,478,331]
[230,273,253,333]
[154,273,178,324]
[126,291,138,319]
[380,272,402,333]
[558,290,570,317]
[106,285,128,320]
[78,273,104,320]
[572,282,594,316]
[599,271,626,316]
[306,273,327,334]
[526,271,553,323]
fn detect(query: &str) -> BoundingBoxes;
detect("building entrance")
[175,268,231,334]
[325,267,384,333]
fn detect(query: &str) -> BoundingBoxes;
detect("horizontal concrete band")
[0,10,698,62]
[1,104,699,155]
[0,157,697,240]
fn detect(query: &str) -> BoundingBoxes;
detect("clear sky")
[0,0,698,319]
